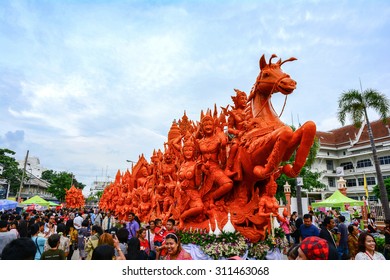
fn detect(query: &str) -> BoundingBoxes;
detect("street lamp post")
[126,160,136,170]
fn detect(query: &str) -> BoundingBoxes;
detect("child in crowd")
[155,219,176,259]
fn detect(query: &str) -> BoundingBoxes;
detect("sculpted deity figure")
[160,150,177,182]
[177,136,204,226]
[197,114,233,206]
[161,198,174,225]
[164,180,175,212]
[138,190,152,224]
[123,191,133,217]
[257,175,283,234]
[148,151,160,185]
[136,166,149,189]
[132,194,140,215]
[154,181,167,217]
[225,89,248,177]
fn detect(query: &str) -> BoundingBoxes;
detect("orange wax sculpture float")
[65,185,85,209]
[100,54,316,242]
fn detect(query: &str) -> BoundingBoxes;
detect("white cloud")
[1,0,390,191]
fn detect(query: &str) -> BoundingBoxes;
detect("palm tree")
[337,88,390,220]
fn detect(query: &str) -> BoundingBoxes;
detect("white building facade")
[311,118,390,202]
[17,156,54,200]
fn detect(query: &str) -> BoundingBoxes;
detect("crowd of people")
[0,207,389,260]
[284,209,390,260]
[0,208,191,260]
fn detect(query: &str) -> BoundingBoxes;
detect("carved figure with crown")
[176,133,205,227]
[138,188,153,224]
[197,113,233,209]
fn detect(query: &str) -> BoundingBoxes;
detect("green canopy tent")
[311,189,364,211]
[48,201,59,207]
[21,195,51,207]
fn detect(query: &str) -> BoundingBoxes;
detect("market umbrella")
[21,195,51,207]
[0,199,18,211]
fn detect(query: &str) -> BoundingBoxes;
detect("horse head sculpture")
[248,54,297,119]
[237,53,316,184]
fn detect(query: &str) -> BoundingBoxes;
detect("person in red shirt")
[153,218,165,259]
[155,218,176,259]
[137,228,150,257]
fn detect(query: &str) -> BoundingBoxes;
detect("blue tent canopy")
[0,199,18,211]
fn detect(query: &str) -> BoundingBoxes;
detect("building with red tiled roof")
[311,118,390,204]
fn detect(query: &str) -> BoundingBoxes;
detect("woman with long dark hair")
[354,232,385,260]
[126,237,148,260]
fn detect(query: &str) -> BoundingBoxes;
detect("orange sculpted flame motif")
[65,185,85,209]
[100,54,316,242]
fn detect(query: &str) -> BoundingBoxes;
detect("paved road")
[71,248,80,260]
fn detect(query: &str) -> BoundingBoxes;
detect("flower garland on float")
[177,226,287,260]
[177,212,288,260]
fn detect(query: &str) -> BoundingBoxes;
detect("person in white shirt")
[101,211,116,232]
[73,212,84,231]
[44,215,57,237]
[0,220,17,259]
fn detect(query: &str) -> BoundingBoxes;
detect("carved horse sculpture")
[236,54,316,199]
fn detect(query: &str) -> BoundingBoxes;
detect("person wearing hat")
[0,220,17,259]
[297,236,339,260]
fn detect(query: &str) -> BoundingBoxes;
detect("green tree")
[86,191,103,203]
[338,88,390,220]
[276,167,326,202]
[42,170,86,201]
[276,135,325,205]
[0,148,23,196]
[373,178,390,201]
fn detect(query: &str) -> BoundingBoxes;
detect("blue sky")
[1,0,390,194]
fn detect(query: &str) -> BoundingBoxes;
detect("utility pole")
[17,150,29,202]
[296,177,303,217]
[6,181,10,199]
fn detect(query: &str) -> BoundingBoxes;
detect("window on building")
[340,162,354,170]
[356,159,372,168]
[366,177,376,185]
[326,160,334,171]
[328,178,335,188]
[384,175,390,180]
[379,156,390,165]
[346,178,357,187]
[358,177,376,186]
